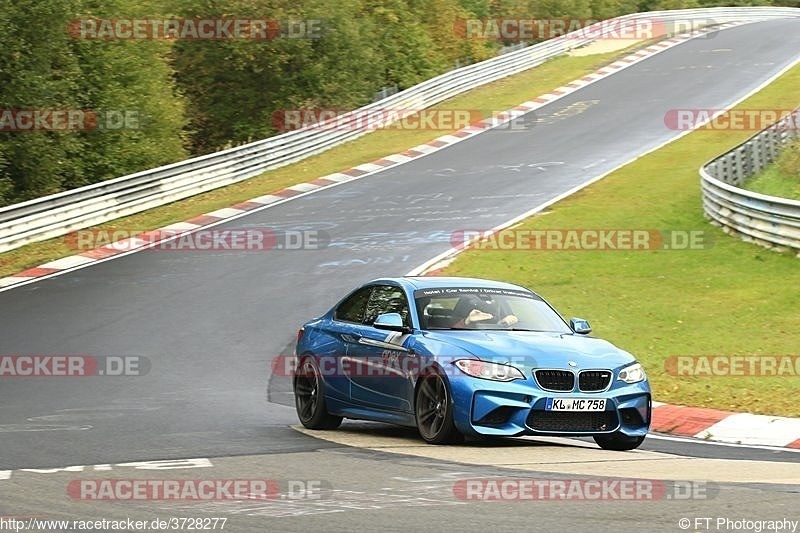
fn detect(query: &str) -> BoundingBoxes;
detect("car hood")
[421,330,636,370]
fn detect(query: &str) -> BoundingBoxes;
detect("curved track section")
[1,20,799,475]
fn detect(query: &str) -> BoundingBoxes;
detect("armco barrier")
[700,107,800,255]
[1,7,799,253]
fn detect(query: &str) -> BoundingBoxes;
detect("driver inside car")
[450,294,518,328]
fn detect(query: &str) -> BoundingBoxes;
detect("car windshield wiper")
[505,328,567,332]
[428,327,551,332]
[457,327,540,331]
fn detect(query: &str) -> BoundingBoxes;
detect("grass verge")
[439,62,800,417]
[0,45,649,278]
[743,145,800,200]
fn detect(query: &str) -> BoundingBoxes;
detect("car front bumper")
[448,375,651,438]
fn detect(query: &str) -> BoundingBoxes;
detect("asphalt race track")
[1,18,799,532]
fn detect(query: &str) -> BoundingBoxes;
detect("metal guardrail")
[1,7,799,253]
[700,108,800,255]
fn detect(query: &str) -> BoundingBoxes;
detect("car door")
[346,285,416,412]
[324,285,374,401]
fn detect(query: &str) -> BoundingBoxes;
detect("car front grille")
[578,370,612,392]
[526,410,619,433]
[534,370,574,391]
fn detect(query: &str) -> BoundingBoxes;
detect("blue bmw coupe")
[293,276,651,450]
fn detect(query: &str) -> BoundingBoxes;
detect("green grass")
[0,46,647,278]
[440,64,800,417]
[744,146,800,200]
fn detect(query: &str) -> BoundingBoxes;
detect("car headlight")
[618,362,646,384]
[454,359,524,382]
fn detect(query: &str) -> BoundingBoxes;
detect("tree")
[69,0,188,186]
[0,0,186,205]
[0,0,86,203]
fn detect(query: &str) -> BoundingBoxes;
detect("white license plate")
[545,398,606,411]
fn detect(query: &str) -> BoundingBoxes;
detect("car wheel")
[593,433,646,451]
[294,356,342,430]
[415,371,463,444]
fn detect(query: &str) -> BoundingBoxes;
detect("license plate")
[545,398,606,411]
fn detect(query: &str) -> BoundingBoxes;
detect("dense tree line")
[0,0,187,206]
[0,0,784,206]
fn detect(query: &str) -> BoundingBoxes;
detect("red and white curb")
[0,21,745,294]
[651,402,800,449]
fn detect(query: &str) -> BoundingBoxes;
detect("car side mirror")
[569,317,592,335]
[373,312,408,332]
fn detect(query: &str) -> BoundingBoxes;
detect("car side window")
[364,285,411,327]
[334,286,373,324]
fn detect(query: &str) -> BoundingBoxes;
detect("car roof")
[368,276,536,294]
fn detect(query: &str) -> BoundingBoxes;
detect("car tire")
[294,356,343,430]
[593,433,646,451]
[415,371,463,444]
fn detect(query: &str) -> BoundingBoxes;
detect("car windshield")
[414,287,571,333]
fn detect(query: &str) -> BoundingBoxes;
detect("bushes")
[776,139,800,179]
